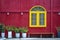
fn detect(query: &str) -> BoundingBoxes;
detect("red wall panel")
[21,0,51,12]
[0,0,60,12]
[0,0,51,12]
[0,0,21,12]
[52,12,58,36]
[0,12,28,27]
[53,0,60,12]
[0,0,60,37]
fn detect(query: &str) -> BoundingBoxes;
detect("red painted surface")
[0,0,60,37]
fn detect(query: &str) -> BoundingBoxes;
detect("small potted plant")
[56,27,60,38]
[0,24,3,31]
[21,27,28,38]
[1,27,5,38]
[13,27,21,38]
[5,26,13,38]
[0,24,5,38]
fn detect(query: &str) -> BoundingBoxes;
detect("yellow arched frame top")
[29,6,47,27]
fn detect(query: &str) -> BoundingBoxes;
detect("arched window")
[29,6,47,27]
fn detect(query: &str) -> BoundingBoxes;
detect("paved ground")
[0,38,60,40]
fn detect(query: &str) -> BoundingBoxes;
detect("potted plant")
[56,27,60,38]
[13,27,21,38]
[5,26,13,38]
[21,27,28,38]
[0,24,5,38]
[1,27,5,38]
[0,24,3,31]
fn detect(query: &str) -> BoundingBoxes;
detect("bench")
[28,32,54,38]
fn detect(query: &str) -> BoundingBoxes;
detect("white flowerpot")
[22,33,27,38]
[16,33,20,38]
[1,32,5,38]
[8,31,12,38]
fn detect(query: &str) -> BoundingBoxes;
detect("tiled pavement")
[0,38,60,40]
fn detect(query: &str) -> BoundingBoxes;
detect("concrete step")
[0,38,60,40]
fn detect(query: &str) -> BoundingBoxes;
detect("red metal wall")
[0,0,60,37]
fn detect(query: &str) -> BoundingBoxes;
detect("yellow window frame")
[29,6,47,27]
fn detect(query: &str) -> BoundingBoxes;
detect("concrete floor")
[0,38,60,40]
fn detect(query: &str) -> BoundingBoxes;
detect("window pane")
[39,13,44,25]
[31,13,37,25]
[31,7,45,11]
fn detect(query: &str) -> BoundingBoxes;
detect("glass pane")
[39,13,44,25]
[31,7,45,11]
[31,13,37,25]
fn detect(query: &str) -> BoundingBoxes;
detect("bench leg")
[28,34,30,38]
[40,34,42,38]
[52,34,54,38]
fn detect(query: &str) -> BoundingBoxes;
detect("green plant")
[21,27,28,33]
[1,29,5,32]
[1,26,5,32]
[0,24,5,32]
[14,27,21,33]
[5,26,13,31]
[12,27,21,33]
[0,24,3,31]
[56,27,60,32]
